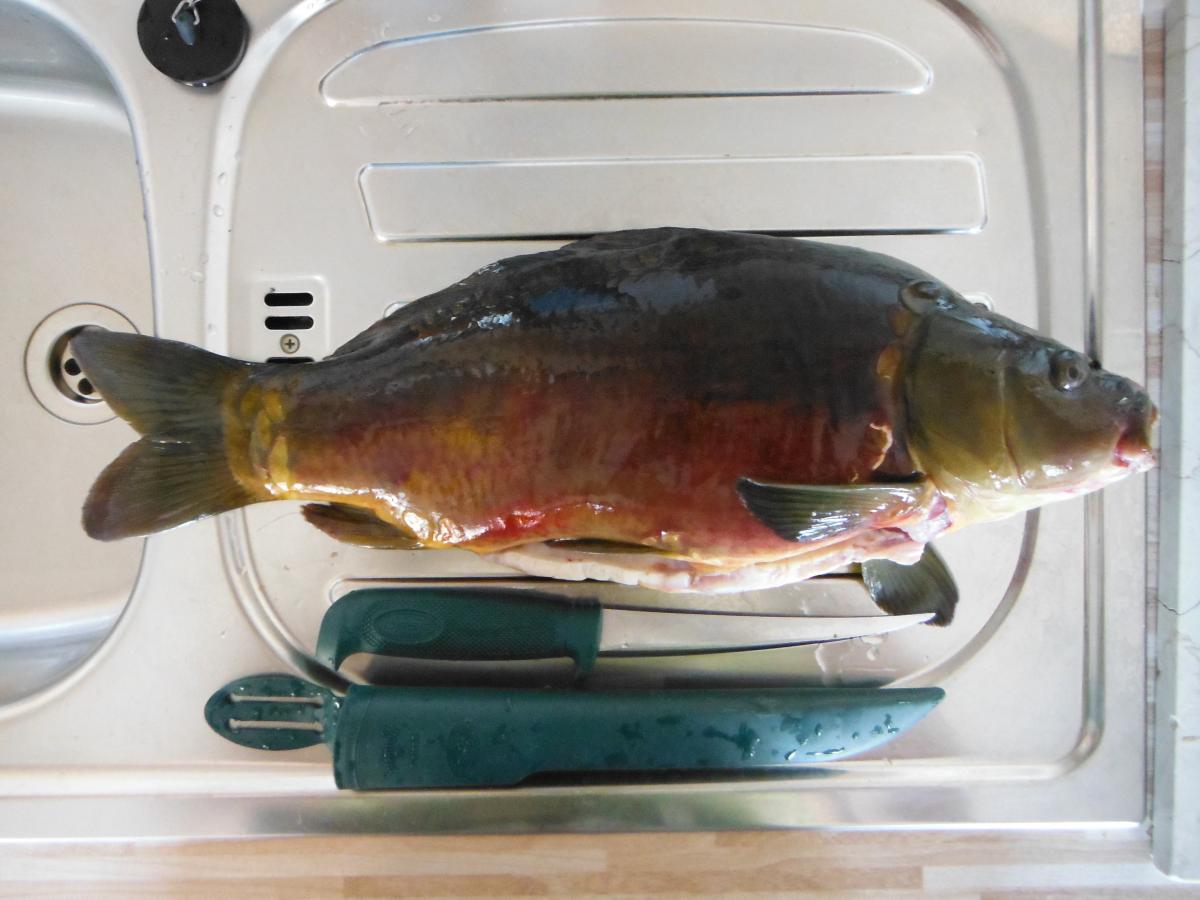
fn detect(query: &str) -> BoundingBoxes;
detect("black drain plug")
[137,0,249,87]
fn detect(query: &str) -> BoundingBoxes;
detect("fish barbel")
[72,228,1155,623]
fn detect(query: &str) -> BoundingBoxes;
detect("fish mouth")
[1113,422,1156,472]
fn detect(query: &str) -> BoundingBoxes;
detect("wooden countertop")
[0,830,1194,897]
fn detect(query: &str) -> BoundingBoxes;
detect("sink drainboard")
[0,0,1150,840]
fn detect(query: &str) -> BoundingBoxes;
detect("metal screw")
[279,334,300,354]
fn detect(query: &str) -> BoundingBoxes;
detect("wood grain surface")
[0,13,1185,900]
[0,830,1193,898]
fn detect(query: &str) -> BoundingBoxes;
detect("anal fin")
[862,544,958,626]
[301,503,424,549]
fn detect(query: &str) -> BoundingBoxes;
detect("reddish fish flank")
[253,231,919,556]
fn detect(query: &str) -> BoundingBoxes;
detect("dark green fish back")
[308,228,932,426]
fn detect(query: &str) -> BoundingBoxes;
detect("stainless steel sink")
[0,2,150,705]
[0,0,1151,839]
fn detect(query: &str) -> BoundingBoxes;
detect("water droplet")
[217,172,227,186]
[213,205,224,217]
[805,746,846,757]
[189,270,205,283]
[784,749,797,761]
[702,724,760,760]
[199,252,209,264]
[428,12,442,21]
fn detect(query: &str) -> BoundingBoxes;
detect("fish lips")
[1113,402,1158,472]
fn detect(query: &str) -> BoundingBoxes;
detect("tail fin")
[70,329,260,541]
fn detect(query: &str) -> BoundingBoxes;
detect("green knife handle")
[316,588,603,673]
[331,685,944,790]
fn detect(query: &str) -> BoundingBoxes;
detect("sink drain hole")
[50,328,104,405]
[25,303,138,425]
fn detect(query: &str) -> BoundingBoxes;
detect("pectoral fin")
[301,503,424,550]
[862,544,958,626]
[736,478,927,543]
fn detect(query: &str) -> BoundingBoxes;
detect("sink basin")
[0,2,151,705]
[0,0,1152,840]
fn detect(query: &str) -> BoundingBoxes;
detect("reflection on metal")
[358,155,987,242]
[0,4,150,708]
[1154,0,1200,879]
[320,18,931,105]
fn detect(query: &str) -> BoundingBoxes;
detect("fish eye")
[1050,350,1089,391]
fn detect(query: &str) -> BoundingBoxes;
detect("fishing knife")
[315,587,931,674]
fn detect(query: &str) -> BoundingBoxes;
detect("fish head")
[898,281,1156,521]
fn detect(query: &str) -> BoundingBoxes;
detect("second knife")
[315,587,931,674]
